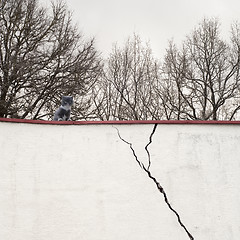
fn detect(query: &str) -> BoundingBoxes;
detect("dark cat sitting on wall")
[53,96,73,121]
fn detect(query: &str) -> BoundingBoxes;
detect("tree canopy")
[0,0,102,119]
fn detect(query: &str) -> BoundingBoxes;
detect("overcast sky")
[41,0,240,58]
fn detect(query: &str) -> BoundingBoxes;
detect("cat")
[53,96,73,121]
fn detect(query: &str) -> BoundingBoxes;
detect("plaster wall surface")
[0,120,240,240]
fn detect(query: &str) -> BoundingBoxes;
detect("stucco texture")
[0,121,239,239]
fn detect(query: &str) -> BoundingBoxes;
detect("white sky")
[41,0,240,58]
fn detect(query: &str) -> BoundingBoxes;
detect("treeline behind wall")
[1,0,240,120]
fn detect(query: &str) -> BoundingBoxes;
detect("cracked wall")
[0,121,240,240]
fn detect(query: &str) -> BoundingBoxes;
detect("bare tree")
[161,18,240,120]
[91,34,163,120]
[0,0,102,120]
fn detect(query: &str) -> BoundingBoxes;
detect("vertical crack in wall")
[114,124,194,240]
[145,123,157,170]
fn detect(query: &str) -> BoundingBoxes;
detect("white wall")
[0,121,240,240]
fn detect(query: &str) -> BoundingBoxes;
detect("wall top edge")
[0,118,240,125]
